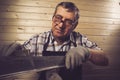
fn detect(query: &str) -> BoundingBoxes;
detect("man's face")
[52,6,75,39]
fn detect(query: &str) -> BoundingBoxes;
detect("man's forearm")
[88,49,109,66]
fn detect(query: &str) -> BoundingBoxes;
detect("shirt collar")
[50,31,76,44]
[49,31,55,43]
[69,31,76,43]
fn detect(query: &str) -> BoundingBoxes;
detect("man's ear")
[72,21,78,30]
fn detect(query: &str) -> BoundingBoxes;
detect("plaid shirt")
[23,30,100,56]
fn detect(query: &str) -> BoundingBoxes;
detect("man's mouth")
[56,29,64,34]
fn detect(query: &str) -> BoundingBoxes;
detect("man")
[23,2,108,80]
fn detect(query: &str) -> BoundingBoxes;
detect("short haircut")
[53,2,80,22]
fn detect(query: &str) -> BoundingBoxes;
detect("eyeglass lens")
[53,15,74,25]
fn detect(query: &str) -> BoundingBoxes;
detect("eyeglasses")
[53,15,75,26]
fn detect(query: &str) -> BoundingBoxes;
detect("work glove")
[65,46,90,69]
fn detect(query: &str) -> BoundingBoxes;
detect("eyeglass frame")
[52,14,77,26]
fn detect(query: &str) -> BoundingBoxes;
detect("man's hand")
[65,46,90,69]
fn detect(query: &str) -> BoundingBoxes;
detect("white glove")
[65,46,90,69]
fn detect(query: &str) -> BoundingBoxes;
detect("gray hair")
[53,2,80,24]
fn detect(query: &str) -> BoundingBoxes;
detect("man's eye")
[66,19,73,24]
[55,15,62,19]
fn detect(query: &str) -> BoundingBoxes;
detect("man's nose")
[59,22,65,29]
[59,18,65,28]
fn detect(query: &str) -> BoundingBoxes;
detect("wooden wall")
[0,0,120,80]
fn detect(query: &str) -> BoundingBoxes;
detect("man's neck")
[54,36,69,45]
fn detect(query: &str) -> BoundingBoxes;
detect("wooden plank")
[80,11,120,19]
[0,25,50,33]
[0,0,119,8]
[75,28,120,36]
[0,0,56,8]
[78,5,120,14]
[1,0,119,8]
[75,0,120,8]
[0,12,52,20]
[0,33,33,41]
[77,23,120,30]
[80,17,120,25]
[0,3,120,14]
[0,27,23,33]
[0,19,51,26]
[87,36,120,43]
[0,5,54,14]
